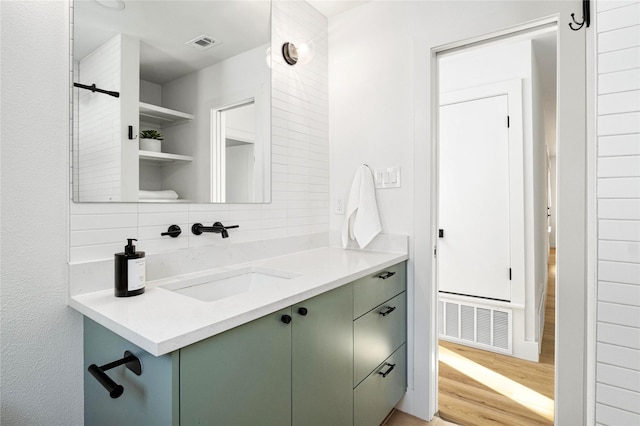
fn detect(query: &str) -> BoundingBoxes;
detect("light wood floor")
[437,249,556,425]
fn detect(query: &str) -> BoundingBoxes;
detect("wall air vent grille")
[438,296,512,354]
[185,35,219,50]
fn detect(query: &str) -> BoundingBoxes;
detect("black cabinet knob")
[281,314,292,324]
[297,307,308,316]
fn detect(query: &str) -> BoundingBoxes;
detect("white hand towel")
[341,165,382,248]
[139,190,179,200]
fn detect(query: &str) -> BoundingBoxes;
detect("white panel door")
[439,94,511,301]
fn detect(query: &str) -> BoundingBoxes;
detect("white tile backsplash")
[69,1,328,263]
[596,2,640,423]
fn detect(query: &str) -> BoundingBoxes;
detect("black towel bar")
[88,351,142,399]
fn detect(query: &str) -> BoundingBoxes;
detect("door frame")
[424,16,591,423]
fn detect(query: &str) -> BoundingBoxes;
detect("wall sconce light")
[282,41,314,66]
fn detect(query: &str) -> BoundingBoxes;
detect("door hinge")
[434,246,437,257]
[509,268,512,280]
[507,115,510,128]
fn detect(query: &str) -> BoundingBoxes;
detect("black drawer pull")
[379,306,396,317]
[378,363,396,378]
[377,271,396,280]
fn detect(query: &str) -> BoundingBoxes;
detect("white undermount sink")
[159,266,300,302]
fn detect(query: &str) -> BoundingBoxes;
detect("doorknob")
[439,229,444,238]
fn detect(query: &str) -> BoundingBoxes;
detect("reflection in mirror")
[212,100,262,203]
[72,0,271,203]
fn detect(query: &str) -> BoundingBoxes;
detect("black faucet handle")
[213,222,239,229]
[161,225,182,238]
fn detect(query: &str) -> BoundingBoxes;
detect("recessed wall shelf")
[139,102,194,127]
[139,150,194,166]
[138,199,191,203]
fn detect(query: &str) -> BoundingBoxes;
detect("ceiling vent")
[185,35,219,50]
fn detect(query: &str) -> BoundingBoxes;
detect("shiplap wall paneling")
[596,1,640,424]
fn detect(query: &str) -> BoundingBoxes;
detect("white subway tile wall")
[69,1,328,263]
[596,1,640,423]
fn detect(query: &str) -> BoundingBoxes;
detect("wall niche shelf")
[138,199,191,203]
[139,150,194,166]
[139,102,194,127]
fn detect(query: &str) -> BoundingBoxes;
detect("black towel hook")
[569,0,590,31]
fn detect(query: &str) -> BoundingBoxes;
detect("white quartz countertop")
[69,247,408,356]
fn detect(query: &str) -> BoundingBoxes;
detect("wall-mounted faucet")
[191,222,239,238]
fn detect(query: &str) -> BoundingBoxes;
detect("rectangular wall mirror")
[72,0,271,203]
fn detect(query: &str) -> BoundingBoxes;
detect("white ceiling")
[74,0,270,85]
[306,0,370,17]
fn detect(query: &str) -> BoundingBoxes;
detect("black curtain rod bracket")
[74,82,120,98]
[88,351,142,399]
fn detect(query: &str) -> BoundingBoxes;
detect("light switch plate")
[374,166,401,189]
[335,197,344,214]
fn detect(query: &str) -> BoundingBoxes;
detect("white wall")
[530,40,550,343]
[329,0,587,421]
[69,1,329,263]
[0,1,84,424]
[549,155,557,247]
[2,1,327,424]
[160,44,270,202]
[595,0,640,423]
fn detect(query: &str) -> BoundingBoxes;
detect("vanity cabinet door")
[179,309,292,426]
[292,284,353,426]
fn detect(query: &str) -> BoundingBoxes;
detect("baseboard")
[395,387,432,422]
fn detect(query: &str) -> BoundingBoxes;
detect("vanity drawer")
[354,344,407,426]
[354,292,406,386]
[353,262,406,319]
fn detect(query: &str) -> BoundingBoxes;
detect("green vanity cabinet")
[180,283,353,426]
[83,261,405,426]
[84,317,179,426]
[291,283,353,426]
[84,284,353,426]
[180,308,292,425]
[353,261,407,426]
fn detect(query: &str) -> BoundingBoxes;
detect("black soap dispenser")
[114,239,146,297]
